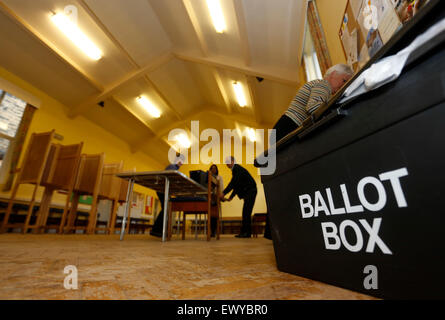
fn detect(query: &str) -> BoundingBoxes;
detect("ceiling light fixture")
[206,0,227,33]
[175,133,191,149]
[246,128,256,142]
[51,12,103,61]
[233,82,247,107]
[137,97,161,118]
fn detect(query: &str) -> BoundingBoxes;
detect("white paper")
[358,43,370,68]
[347,29,359,66]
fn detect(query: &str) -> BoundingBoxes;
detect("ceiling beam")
[245,75,262,125]
[174,51,299,86]
[0,1,104,92]
[142,75,182,121]
[75,0,139,69]
[232,0,251,66]
[110,96,156,133]
[68,51,174,118]
[181,0,209,57]
[131,106,274,154]
[71,1,183,123]
[211,68,232,114]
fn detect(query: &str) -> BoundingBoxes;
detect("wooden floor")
[0,234,376,300]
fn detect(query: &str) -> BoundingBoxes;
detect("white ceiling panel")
[112,78,177,132]
[83,97,155,144]
[186,0,244,58]
[243,0,303,68]
[147,0,203,55]
[183,62,225,109]
[148,58,205,117]
[2,0,136,86]
[83,0,172,67]
[0,8,99,106]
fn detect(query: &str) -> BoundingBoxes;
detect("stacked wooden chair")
[37,142,84,234]
[95,161,125,234]
[63,153,104,234]
[1,130,55,233]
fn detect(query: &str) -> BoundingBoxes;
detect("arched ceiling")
[0,0,307,165]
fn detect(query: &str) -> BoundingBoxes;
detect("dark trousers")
[273,115,299,142]
[152,192,165,233]
[241,188,257,235]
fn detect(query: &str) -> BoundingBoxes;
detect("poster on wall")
[393,0,431,23]
[145,196,153,215]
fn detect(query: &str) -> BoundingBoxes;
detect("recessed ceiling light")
[206,0,226,33]
[175,133,191,149]
[137,97,161,118]
[246,128,256,142]
[233,82,247,107]
[51,12,103,61]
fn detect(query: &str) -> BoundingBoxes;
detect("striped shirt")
[284,79,332,126]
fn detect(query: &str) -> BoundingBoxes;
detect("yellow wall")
[316,0,348,66]
[0,65,163,204]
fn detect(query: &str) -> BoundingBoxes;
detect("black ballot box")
[257,3,445,299]
[189,170,208,187]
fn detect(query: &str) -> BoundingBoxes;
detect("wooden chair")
[35,142,83,234]
[95,161,124,234]
[1,130,55,234]
[62,153,104,234]
[168,172,221,241]
[252,213,268,238]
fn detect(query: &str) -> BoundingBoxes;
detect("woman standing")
[209,164,224,237]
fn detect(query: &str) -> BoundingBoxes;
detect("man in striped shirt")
[273,64,354,142]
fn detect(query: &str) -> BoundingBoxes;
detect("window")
[303,24,323,81]
[0,90,35,188]
[303,0,333,81]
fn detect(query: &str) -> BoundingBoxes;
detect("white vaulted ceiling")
[0,0,307,165]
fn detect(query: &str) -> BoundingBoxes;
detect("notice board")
[339,0,404,72]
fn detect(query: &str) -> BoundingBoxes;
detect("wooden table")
[116,170,207,242]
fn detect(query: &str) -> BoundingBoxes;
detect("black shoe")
[264,233,272,240]
[211,233,216,238]
[235,233,251,238]
[150,230,162,238]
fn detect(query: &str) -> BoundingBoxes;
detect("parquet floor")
[0,234,376,300]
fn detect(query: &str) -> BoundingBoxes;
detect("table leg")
[162,177,170,242]
[120,178,134,241]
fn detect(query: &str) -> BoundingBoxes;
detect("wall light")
[137,97,161,118]
[51,12,103,61]
[206,0,227,33]
[233,82,247,107]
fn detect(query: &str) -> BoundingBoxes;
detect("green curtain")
[3,104,36,191]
